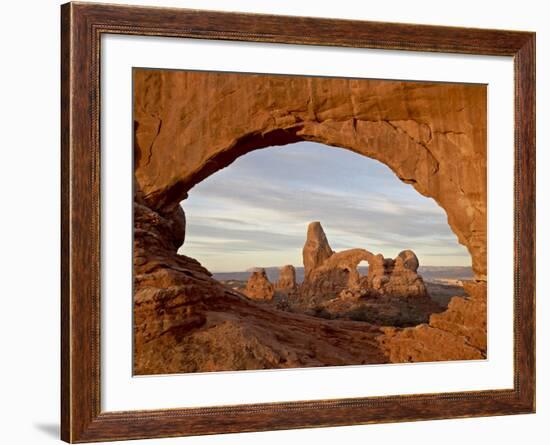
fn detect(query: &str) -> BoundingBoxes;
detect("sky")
[178,142,471,272]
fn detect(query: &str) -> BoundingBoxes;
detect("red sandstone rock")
[377,281,487,361]
[366,250,428,298]
[132,69,487,374]
[244,268,275,301]
[300,223,428,302]
[302,222,334,279]
[275,265,298,293]
[377,323,484,362]
[301,247,372,303]
[134,204,387,374]
[134,70,487,280]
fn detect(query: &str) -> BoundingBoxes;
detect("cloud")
[179,142,471,271]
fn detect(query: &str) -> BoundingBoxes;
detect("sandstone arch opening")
[133,68,487,375]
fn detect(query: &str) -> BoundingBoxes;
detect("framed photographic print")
[61,2,535,442]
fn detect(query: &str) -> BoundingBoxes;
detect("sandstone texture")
[377,281,487,361]
[244,268,275,301]
[367,250,428,298]
[134,70,487,279]
[303,222,334,279]
[289,222,442,327]
[134,205,387,374]
[133,69,487,374]
[300,222,428,305]
[275,265,298,293]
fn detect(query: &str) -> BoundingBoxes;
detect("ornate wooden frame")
[61,2,536,442]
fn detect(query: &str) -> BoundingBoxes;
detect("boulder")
[244,268,275,301]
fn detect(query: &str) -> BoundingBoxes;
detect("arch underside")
[132,69,487,374]
[134,69,486,279]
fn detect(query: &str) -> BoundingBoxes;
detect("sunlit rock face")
[366,250,428,299]
[299,222,428,304]
[275,265,298,293]
[378,281,487,361]
[134,70,487,279]
[132,69,487,374]
[244,268,274,301]
[303,221,334,280]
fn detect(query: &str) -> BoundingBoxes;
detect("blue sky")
[178,142,470,272]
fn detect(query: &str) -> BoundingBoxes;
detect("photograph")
[133,69,488,375]
[0,0,538,443]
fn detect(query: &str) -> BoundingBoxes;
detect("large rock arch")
[134,69,486,279]
[133,69,487,374]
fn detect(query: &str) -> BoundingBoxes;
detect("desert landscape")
[133,69,487,375]
[218,221,470,327]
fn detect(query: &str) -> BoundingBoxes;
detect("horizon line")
[210,264,473,273]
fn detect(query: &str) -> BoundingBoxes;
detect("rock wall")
[378,282,487,361]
